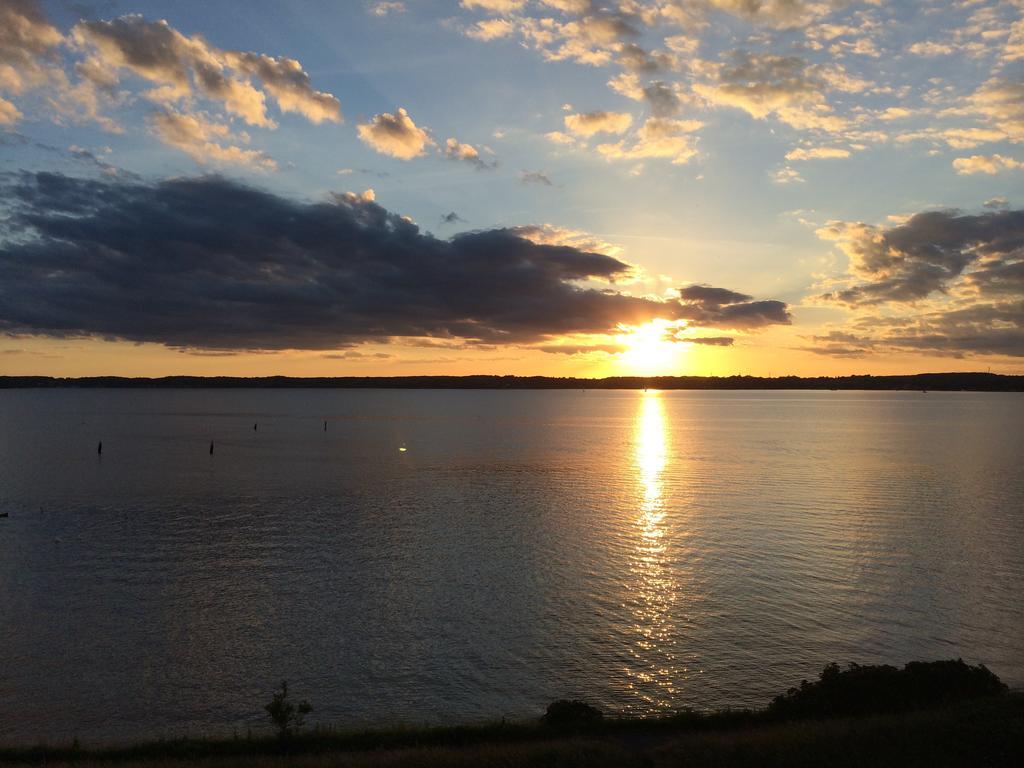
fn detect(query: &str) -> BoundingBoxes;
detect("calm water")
[0,388,1022,744]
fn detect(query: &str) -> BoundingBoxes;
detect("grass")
[2,695,1021,768]
[1,662,1021,767]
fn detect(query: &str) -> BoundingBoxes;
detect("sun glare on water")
[619,320,684,376]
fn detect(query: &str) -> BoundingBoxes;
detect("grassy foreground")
[2,663,1022,768]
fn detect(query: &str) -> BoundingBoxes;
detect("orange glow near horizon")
[2,329,1022,379]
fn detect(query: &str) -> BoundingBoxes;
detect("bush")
[540,700,604,729]
[264,680,312,741]
[769,659,1007,719]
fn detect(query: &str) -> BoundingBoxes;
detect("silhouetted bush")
[541,700,604,729]
[769,659,1007,719]
[265,681,312,741]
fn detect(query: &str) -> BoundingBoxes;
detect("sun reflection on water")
[626,390,680,708]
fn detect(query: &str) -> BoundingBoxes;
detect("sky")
[0,0,1022,378]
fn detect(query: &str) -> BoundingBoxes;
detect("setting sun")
[619,320,685,376]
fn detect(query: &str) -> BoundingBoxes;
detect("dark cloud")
[677,284,791,328]
[804,303,1024,359]
[322,350,393,360]
[797,330,874,358]
[617,43,666,73]
[0,172,786,350]
[519,170,553,185]
[0,133,32,147]
[66,145,140,179]
[879,303,1024,357]
[535,342,625,355]
[439,211,466,225]
[678,284,752,305]
[821,208,1024,305]
[643,81,681,117]
[680,336,733,346]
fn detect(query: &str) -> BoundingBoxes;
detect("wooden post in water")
[210,440,214,455]
[97,441,102,455]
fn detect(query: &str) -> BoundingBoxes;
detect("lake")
[1,388,1022,744]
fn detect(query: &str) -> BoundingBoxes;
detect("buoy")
[399,446,407,452]
[210,440,214,455]
[254,422,258,431]
[97,441,102,455]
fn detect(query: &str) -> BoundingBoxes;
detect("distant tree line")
[0,373,1022,391]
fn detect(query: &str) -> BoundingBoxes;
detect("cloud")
[69,13,341,126]
[0,96,22,125]
[149,109,276,170]
[678,285,751,305]
[809,304,1024,359]
[0,0,127,136]
[700,0,841,29]
[443,137,496,169]
[220,52,343,124]
[507,223,619,257]
[440,211,466,225]
[466,18,516,40]
[563,110,633,136]
[72,16,269,125]
[545,130,577,145]
[966,76,1024,142]
[0,0,108,130]
[465,9,639,67]
[369,2,406,17]
[357,107,433,159]
[676,284,791,329]
[642,80,682,117]
[597,117,701,165]
[818,208,1024,305]
[0,0,63,103]
[984,197,1009,210]
[609,72,644,100]
[535,342,626,355]
[879,107,911,121]
[461,0,527,11]
[693,50,850,131]
[617,42,668,73]
[680,335,734,346]
[953,154,1023,175]
[772,167,804,184]
[519,169,553,185]
[785,146,850,161]
[0,173,790,351]
[0,2,341,137]
[908,41,956,56]
[539,1,593,13]
[322,350,393,360]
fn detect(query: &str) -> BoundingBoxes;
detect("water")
[0,388,1022,745]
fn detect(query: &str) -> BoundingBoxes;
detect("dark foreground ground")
[1,695,1022,768]
[3,662,1022,768]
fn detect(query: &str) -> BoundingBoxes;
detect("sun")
[618,319,685,375]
